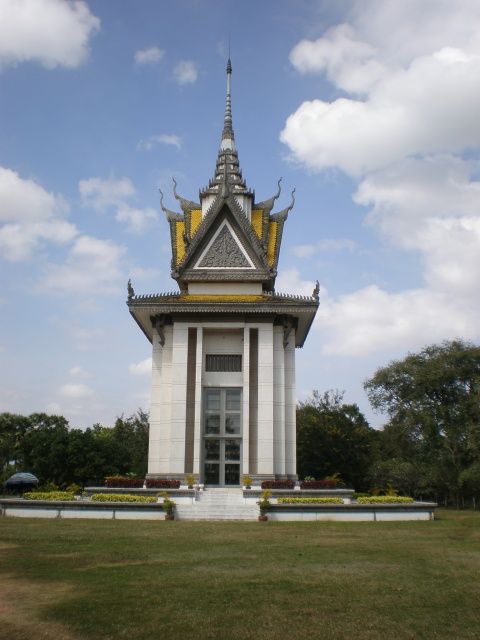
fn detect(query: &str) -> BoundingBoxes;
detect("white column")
[257,324,274,475]
[193,327,203,475]
[273,325,285,476]
[284,328,296,477]
[169,322,189,473]
[148,325,173,474]
[242,326,250,476]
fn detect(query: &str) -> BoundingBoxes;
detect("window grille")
[206,354,242,372]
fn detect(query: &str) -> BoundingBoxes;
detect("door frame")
[201,387,242,486]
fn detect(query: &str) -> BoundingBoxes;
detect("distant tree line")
[0,411,148,488]
[298,340,480,506]
[1,340,479,505]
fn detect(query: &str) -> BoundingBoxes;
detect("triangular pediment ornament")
[194,220,254,269]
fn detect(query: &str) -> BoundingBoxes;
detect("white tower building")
[128,61,318,485]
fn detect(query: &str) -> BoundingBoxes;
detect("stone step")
[173,488,258,521]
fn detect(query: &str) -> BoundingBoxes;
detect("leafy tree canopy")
[365,340,480,499]
[296,390,375,490]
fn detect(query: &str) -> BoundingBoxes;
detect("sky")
[1,0,480,429]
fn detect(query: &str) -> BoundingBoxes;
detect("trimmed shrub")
[357,496,414,504]
[278,497,343,504]
[261,480,295,490]
[300,479,344,489]
[145,479,181,489]
[24,491,75,501]
[91,493,156,503]
[105,476,144,488]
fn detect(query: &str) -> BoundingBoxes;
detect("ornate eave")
[127,291,319,348]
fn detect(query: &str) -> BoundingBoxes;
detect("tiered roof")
[127,60,319,347]
[160,59,296,292]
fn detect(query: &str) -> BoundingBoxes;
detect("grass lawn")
[0,509,479,640]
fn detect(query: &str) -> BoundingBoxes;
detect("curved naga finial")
[254,177,283,212]
[313,280,320,302]
[159,188,181,219]
[272,187,296,220]
[275,177,282,200]
[172,177,201,212]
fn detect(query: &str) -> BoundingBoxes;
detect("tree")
[365,340,480,503]
[0,410,150,488]
[296,390,375,490]
[0,413,30,482]
[111,410,149,477]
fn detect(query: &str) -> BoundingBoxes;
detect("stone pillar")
[242,326,250,475]
[273,325,286,477]
[256,323,274,476]
[148,325,173,475]
[193,327,203,475]
[284,328,297,478]
[169,322,189,473]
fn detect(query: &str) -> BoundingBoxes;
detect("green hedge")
[357,496,414,504]
[277,497,343,505]
[24,491,75,501]
[91,493,156,503]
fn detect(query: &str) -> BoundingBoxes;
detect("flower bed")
[145,479,181,489]
[277,497,343,504]
[300,480,344,489]
[24,491,75,501]
[356,496,414,504]
[91,493,156,503]
[105,476,144,488]
[261,480,295,490]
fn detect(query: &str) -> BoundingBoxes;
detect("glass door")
[203,388,241,486]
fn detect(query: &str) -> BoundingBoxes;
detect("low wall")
[0,499,167,520]
[0,498,437,522]
[265,503,436,522]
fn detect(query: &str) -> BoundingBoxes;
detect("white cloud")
[129,358,152,376]
[134,46,164,64]
[0,166,77,260]
[45,402,62,414]
[282,3,480,176]
[69,326,104,351]
[318,285,477,357]
[115,205,158,234]
[42,235,126,294]
[355,156,480,297]
[276,268,315,297]
[69,365,90,379]
[137,134,182,151]
[290,23,386,94]
[59,382,94,399]
[292,238,357,258]
[173,60,198,85]
[128,266,161,280]
[79,175,158,235]
[280,2,480,360]
[0,0,100,70]
[79,176,135,211]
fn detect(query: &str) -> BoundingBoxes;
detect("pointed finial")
[221,159,229,197]
[127,279,134,300]
[221,57,235,149]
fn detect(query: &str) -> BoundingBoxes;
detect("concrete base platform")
[1,493,436,522]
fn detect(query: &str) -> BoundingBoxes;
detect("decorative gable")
[195,221,254,269]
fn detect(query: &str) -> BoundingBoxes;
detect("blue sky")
[1,0,480,429]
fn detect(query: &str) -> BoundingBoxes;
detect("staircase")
[175,488,258,521]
